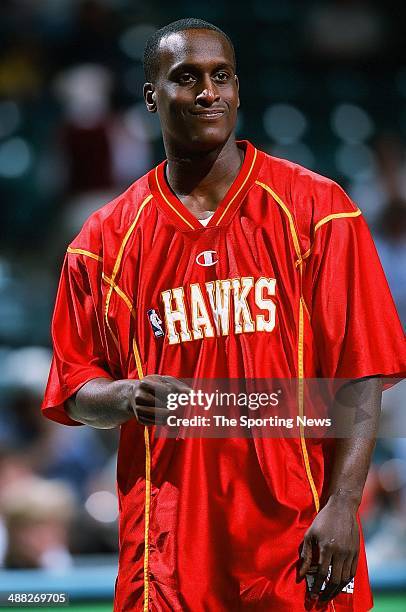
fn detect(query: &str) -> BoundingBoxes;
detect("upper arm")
[303,192,405,382]
[42,252,113,425]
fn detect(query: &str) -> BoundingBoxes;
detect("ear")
[235,75,240,109]
[143,83,157,113]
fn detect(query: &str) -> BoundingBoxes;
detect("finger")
[138,406,170,421]
[350,552,359,580]
[135,405,170,425]
[142,375,191,397]
[137,383,167,407]
[319,553,345,601]
[128,385,162,411]
[141,395,167,409]
[299,535,313,578]
[310,546,332,597]
[162,375,192,392]
[132,400,166,424]
[152,384,191,411]
[328,556,353,601]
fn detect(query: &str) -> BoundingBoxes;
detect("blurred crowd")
[0,0,405,574]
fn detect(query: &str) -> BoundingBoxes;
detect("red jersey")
[42,141,405,611]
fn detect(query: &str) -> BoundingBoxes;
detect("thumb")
[299,534,313,578]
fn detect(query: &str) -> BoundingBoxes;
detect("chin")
[188,127,232,152]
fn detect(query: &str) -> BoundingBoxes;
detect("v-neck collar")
[148,140,264,231]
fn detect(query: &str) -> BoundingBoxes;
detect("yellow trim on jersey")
[297,248,311,266]
[131,338,150,612]
[132,337,144,379]
[67,247,103,262]
[301,295,311,323]
[130,344,150,612]
[67,248,119,348]
[104,194,152,342]
[143,425,151,611]
[255,179,319,512]
[255,181,302,262]
[298,295,320,513]
[216,147,258,226]
[155,166,195,229]
[314,209,361,233]
[102,274,135,319]
[68,221,151,608]
[99,198,151,611]
[295,209,362,266]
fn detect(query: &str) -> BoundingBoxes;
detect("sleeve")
[41,252,113,425]
[304,196,406,383]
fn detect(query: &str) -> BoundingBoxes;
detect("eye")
[214,71,230,82]
[178,73,196,85]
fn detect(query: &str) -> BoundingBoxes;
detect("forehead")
[157,29,234,74]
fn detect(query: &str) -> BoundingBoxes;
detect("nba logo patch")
[147,309,165,338]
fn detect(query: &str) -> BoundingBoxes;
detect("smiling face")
[144,28,239,154]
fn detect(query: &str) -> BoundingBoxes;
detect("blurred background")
[0,0,405,610]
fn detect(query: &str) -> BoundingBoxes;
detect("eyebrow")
[168,61,235,78]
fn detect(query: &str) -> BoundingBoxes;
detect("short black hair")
[143,18,235,82]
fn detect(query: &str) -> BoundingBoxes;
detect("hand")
[299,494,360,602]
[128,375,191,426]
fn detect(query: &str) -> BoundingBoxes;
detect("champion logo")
[196,250,218,267]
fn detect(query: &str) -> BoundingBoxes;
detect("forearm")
[300,377,383,597]
[66,378,136,429]
[326,377,382,509]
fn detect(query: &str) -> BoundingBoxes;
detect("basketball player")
[42,18,405,611]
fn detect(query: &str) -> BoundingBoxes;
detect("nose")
[195,77,220,107]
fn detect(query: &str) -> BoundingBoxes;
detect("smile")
[190,110,225,120]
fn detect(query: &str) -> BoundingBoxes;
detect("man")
[42,18,405,611]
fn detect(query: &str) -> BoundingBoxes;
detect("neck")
[163,134,243,212]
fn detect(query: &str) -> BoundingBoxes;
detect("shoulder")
[257,151,358,218]
[255,149,360,252]
[68,172,153,256]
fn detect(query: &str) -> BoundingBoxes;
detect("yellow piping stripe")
[155,167,195,229]
[295,209,362,266]
[67,247,102,262]
[216,148,258,226]
[130,343,150,612]
[255,181,302,261]
[70,220,151,608]
[131,340,150,611]
[132,337,144,380]
[102,274,135,319]
[104,195,152,343]
[101,198,151,611]
[108,327,120,350]
[298,296,320,512]
[255,182,362,513]
[300,248,311,263]
[314,209,361,233]
[103,316,119,351]
[302,295,311,323]
[66,249,119,348]
[256,178,319,511]
[143,425,151,611]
